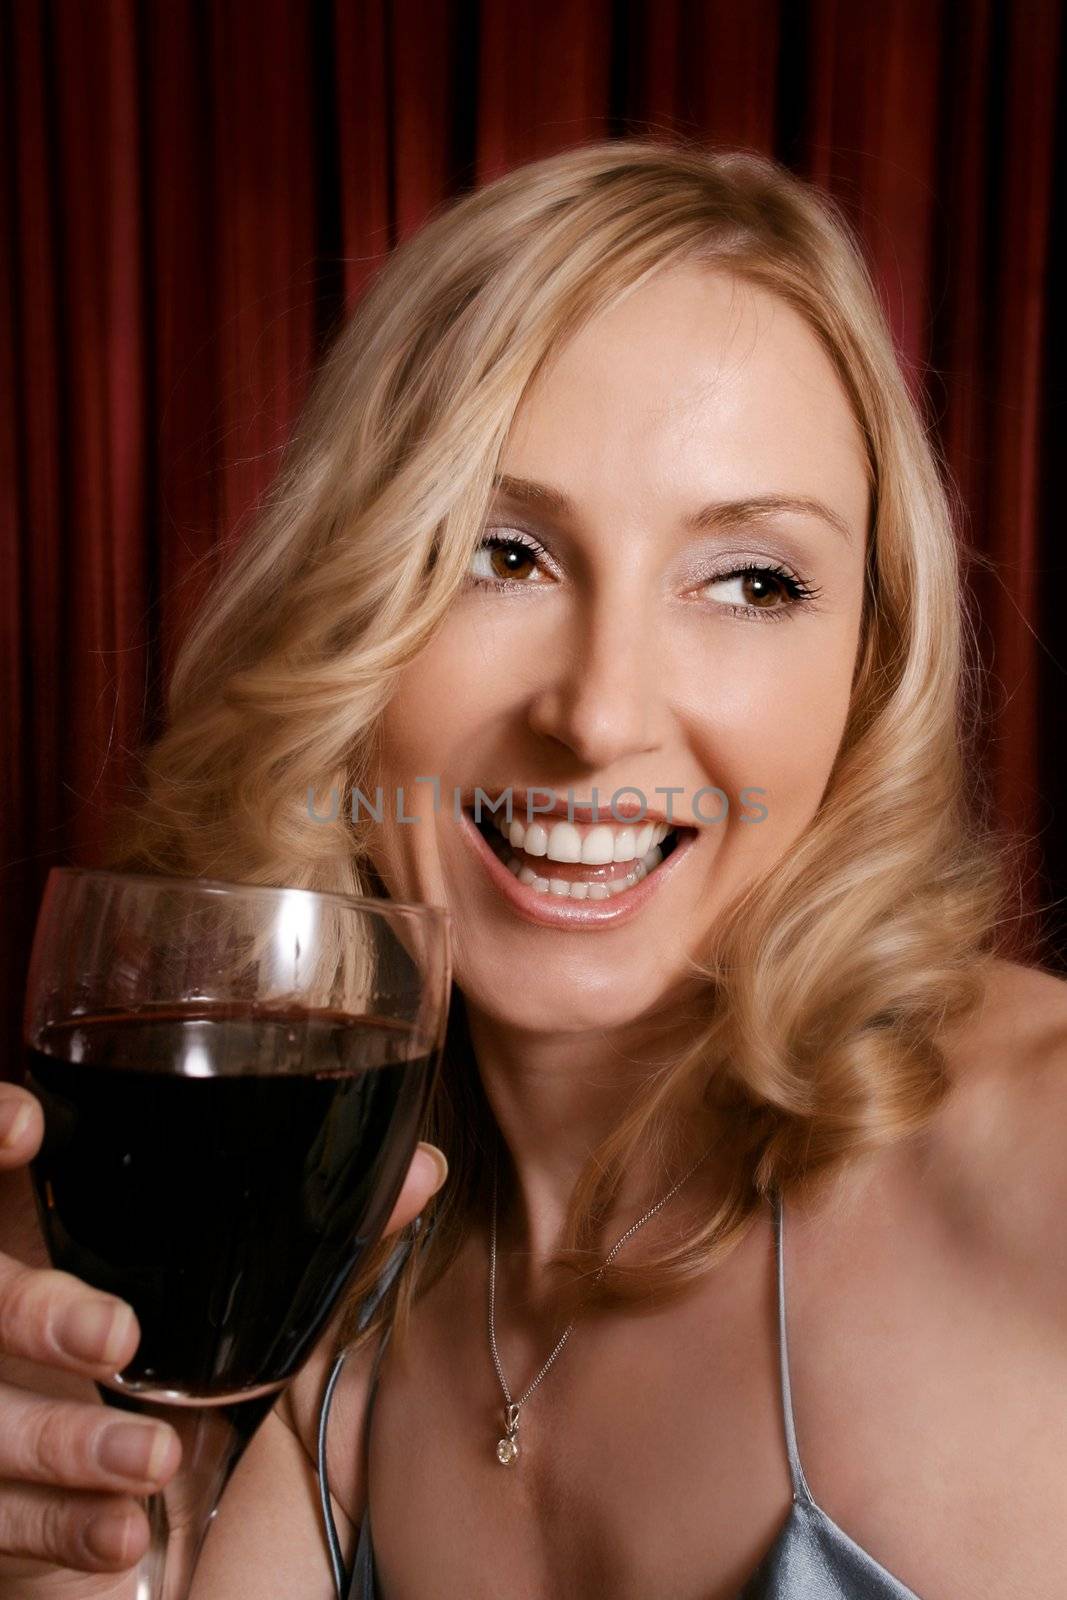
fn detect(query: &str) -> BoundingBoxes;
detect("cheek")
[366,639,481,902]
[376,611,503,774]
[682,623,858,843]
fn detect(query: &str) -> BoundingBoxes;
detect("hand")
[0,1082,447,1591]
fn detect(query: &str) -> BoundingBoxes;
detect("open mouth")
[465,806,689,902]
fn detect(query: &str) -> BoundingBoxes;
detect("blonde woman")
[0,140,1064,1600]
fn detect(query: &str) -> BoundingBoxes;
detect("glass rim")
[48,865,452,929]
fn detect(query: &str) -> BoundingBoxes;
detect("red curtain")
[2,0,1063,1079]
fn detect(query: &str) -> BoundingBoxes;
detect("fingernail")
[418,1142,449,1189]
[97,1422,175,1482]
[85,1507,136,1564]
[57,1299,135,1365]
[0,1099,33,1149]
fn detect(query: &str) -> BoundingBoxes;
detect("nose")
[526,581,662,770]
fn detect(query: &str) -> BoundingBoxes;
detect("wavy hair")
[104,137,1017,1351]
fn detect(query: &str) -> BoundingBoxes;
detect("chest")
[358,1216,1067,1600]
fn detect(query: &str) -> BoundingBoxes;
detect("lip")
[457,787,689,827]
[457,806,699,930]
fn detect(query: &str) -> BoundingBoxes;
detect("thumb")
[0,1086,43,1170]
[382,1141,448,1236]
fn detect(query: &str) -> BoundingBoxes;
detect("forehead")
[501,263,869,537]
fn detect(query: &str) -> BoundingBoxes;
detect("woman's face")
[371,263,870,1035]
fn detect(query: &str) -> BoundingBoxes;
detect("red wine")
[23,1008,435,1401]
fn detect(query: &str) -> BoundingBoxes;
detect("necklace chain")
[487,1146,711,1462]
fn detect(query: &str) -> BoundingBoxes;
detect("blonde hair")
[105,137,1017,1350]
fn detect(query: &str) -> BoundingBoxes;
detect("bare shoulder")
[926,955,1067,1309]
[936,954,1067,1131]
[277,1311,381,1528]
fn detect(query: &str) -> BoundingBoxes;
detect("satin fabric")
[320,1193,923,1599]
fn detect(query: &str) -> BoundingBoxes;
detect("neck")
[464,991,723,1274]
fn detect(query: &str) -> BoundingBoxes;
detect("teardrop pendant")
[496,1402,520,1464]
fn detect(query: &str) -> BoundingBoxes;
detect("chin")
[453,947,690,1037]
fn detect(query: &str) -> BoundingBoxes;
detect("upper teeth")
[485,814,671,865]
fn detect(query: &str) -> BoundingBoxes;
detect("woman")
[0,139,1064,1599]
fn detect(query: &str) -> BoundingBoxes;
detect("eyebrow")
[491,473,854,546]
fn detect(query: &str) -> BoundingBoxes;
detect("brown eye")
[700,564,810,616]
[738,571,786,607]
[468,533,549,586]
[489,542,536,581]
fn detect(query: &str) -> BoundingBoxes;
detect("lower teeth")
[472,810,674,901]
[506,845,664,901]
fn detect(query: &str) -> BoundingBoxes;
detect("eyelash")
[467,529,822,622]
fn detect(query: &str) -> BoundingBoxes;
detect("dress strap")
[317,1220,425,1600]
[319,1346,353,1599]
[772,1187,814,1504]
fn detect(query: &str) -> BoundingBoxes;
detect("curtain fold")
[2,0,1063,1079]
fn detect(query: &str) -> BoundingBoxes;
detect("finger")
[0,1380,179,1495]
[0,1089,43,1169]
[0,1480,149,1572]
[382,1142,448,1235]
[0,1256,140,1379]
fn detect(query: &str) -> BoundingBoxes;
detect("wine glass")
[20,866,451,1600]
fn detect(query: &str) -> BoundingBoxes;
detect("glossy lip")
[459,787,688,826]
[457,807,699,930]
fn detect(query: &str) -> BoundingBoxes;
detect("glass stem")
[107,1391,278,1600]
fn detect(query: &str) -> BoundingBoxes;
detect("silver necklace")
[487,1147,711,1464]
